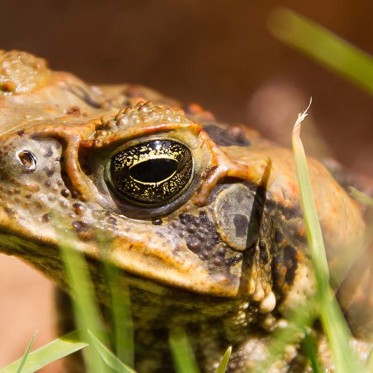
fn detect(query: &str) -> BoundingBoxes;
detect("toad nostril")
[16,150,37,172]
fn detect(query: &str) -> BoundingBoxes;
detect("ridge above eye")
[105,139,194,206]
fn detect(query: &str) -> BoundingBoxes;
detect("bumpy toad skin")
[0,50,370,372]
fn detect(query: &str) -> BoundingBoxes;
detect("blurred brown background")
[0,1,372,371]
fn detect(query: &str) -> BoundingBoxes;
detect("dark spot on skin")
[41,213,50,223]
[0,81,16,92]
[17,130,25,137]
[44,166,55,177]
[72,220,93,240]
[204,124,250,147]
[273,242,299,295]
[271,217,304,296]
[61,188,70,198]
[259,241,266,251]
[152,218,162,226]
[186,236,202,251]
[274,231,284,244]
[212,257,223,266]
[284,245,298,285]
[44,147,53,157]
[4,207,15,215]
[16,150,37,172]
[44,180,51,188]
[72,220,88,230]
[66,106,81,116]
[233,214,249,238]
[72,202,86,215]
[259,244,269,264]
[71,189,81,199]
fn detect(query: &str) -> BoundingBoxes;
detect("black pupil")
[130,158,178,183]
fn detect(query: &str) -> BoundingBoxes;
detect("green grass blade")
[269,8,373,96]
[87,330,137,373]
[292,107,365,373]
[0,330,88,373]
[15,333,36,373]
[350,188,373,207]
[101,249,134,367]
[111,278,134,367]
[59,235,109,373]
[292,105,330,287]
[169,327,200,373]
[303,332,323,373]
[216,346,231,373]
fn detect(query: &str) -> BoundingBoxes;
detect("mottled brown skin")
[0,50,371,372]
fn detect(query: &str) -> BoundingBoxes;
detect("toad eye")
[106,140,194,206]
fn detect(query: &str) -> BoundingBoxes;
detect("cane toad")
[0,50,371,372]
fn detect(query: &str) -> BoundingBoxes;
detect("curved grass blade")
[216,346,231,373]
[106,268,134,367]
[100,238,134,367]
[350,188,373,207]
[303,332,323,373]
[269,8,373,96]
[0,330,88,373]
[169,327,200,373]
[292,104,365,373]
[15,333,36,373]
[58,234,109,373]
[87,330,137,373]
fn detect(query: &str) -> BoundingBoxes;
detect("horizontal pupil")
[129,158,178,183]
